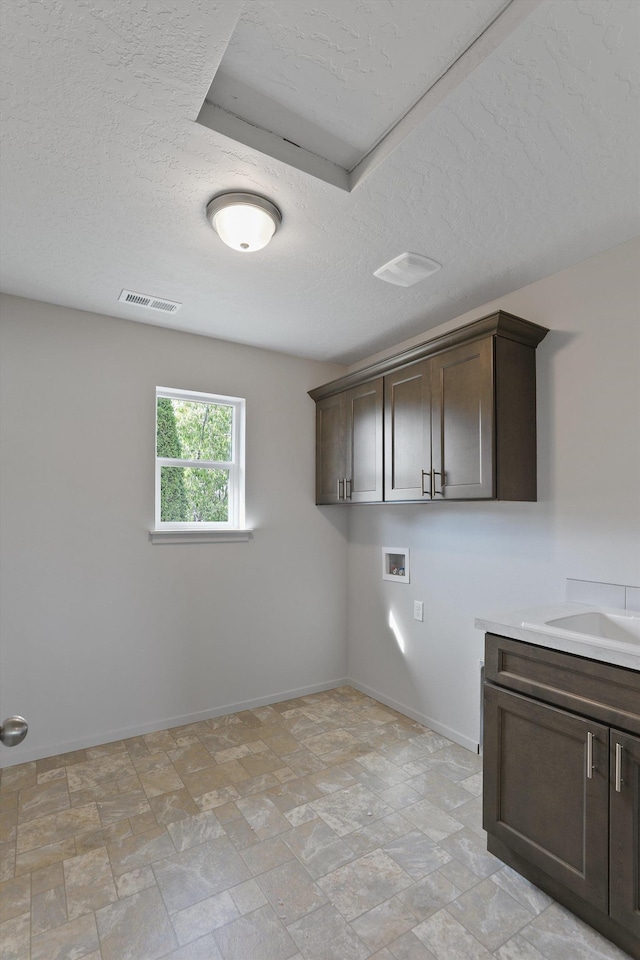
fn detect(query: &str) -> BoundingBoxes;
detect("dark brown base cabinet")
[309,310,548,505]
[483,633,640,959]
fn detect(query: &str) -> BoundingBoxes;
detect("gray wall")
[0,296,348,765]
[346,238,640,749]
[2,238,639,767]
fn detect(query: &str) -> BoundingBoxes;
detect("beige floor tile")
[256,858,327,923]
[287,902,369,959]
[17,780,70,824]
[171,889,239,946]
[0,762,37,795]
[31,912,99,960]
[447,876,536,951]
[138,765,185,799]
[107,824,175,876]
[281,817,354,879]
[194,785,240,812]
[31,885,68,936]
[152,835,250,913]
[351,895,419,953]
[239,835,295,876]
[96,884,177,960]
[114,863,157,899]
[15,836,76,876]
[213,903,297,960]
[0,874,30,922]
[17,802,101,855]
[96,789,151,826]
[318,849,413,921]
[0,911,31,960]
[412,908,493,960]
[148,788,199,824]
[31,861,64,895]
[310,782,394,837]
[64,846,118,919]
[166,810,225,852]
[382,830,453,880]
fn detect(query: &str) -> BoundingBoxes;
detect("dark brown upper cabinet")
[310,311,548,505]
[315,379,383,504]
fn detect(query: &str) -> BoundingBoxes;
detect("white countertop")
[475,601,640,671]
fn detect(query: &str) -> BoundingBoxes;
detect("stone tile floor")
[0,686,632,959]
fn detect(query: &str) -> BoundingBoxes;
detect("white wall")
[0,296,349,766]
[346,238,640,750]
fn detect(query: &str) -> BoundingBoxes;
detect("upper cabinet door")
[431,338,494,499]
[315,392,346,504]
[384,360,432,501]
[346,379,383,503]
[609,729,640,938]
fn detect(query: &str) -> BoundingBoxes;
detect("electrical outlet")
[413,601,424,622]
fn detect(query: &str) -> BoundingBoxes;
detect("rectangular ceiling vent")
[118,290,182,313]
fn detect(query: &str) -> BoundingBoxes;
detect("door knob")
[0,716,28,747]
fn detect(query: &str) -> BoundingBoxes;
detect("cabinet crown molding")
[309,310,548,402]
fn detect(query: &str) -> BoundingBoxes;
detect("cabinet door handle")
[421,470,432,497]
[586,731,594,779]
[345,478,352,500]
[615,742,624,792]
[432,469,444,496]
[337,478,344,501]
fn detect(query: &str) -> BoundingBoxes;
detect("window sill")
[149,528,254,544]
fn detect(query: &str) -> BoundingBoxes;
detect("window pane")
[157,398,232,461]
[160,467,229,523]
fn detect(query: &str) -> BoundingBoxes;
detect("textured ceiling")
[0,0,638,364]
[206,0,508,169]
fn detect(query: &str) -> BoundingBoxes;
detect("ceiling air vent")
[374,253,441,287]
[118,290,182,313]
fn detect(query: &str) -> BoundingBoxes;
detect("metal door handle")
[432,469,444,496]
[615,742,624,792]
[0,716,28,747]
[337,478,344,501]
[421,470,432,497]
[586,731,594,779]
[345,478,352,500]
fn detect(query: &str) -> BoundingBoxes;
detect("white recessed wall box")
[374,252,441,287]
[382,547,410,583]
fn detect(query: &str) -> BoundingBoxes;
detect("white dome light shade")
[206,193,281,252]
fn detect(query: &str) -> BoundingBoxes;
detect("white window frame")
[151,386,251,544]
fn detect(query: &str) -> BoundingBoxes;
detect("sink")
[522,607,640,647]
[543,611,640,644]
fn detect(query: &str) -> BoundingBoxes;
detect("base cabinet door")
[610,730,640,937]
[484,683,609,911]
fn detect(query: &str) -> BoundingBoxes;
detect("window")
[152,387,249,542]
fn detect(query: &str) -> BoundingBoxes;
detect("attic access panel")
[197,0,522,192]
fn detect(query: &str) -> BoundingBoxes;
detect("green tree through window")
[156,397,187,521]
[156,391,241,526]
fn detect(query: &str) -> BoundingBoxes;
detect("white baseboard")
[348,679,478,754]
[1,674,477,767]
[0,677,350,768]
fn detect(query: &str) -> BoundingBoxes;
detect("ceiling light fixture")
[206,192,282,252]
